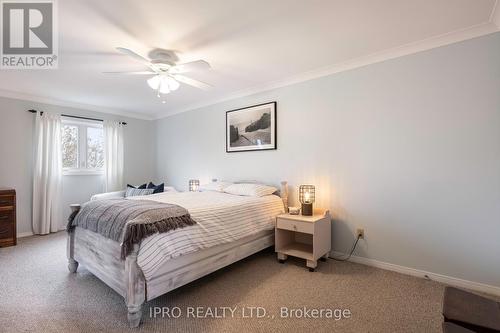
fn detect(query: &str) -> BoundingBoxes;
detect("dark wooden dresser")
[0,188,16,247]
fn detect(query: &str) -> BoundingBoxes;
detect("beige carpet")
[0,232,446,333]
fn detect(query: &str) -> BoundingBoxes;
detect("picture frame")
[226,102,277,153]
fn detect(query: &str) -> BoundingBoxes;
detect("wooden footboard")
[67,224,145,327]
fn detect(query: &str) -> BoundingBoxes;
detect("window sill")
[62,170,104,176]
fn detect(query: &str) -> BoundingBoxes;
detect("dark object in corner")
[0,188,16,247]
[147,182,164,194]
[443,322,477,333]
[443,286,500,333]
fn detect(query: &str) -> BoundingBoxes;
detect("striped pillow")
[223,183,277,197]
[125,187,155,197]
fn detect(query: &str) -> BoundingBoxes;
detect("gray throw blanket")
[67,199,197,259]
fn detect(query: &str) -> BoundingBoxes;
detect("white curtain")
[33,112,62,234]
[103,120,124,192]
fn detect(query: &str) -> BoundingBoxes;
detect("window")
[61,118,104,174]
[61,124,79,168]
[86,127,104,169]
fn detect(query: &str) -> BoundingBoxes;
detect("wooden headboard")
[280,181,289,212]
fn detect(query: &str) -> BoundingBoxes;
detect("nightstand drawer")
[277,218,313,234]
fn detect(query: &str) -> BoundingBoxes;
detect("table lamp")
[189,179,200,192]
[299,185,315,216]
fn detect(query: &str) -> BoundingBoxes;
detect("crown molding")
[0,89,155,121]
[154,21,500,120]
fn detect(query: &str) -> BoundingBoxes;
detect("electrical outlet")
[356,228,365,239]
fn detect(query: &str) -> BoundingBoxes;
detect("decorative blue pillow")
[125,187,154,197]
[147,182,164,194]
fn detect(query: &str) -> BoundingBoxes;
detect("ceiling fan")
[103,47,212,99]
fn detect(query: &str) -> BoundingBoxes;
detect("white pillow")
[199,181,233,192]
[224,183,277,197]
[163,186,178,192]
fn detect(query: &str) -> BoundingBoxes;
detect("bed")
[66,181,288,327]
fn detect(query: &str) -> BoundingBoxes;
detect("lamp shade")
[165,76,180,91]
[189,179,200,192]
[159,81,171,94]
[147,75,161,90]
[299,185,315,216]
[299,185,315,204]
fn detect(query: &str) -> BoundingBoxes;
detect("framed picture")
[226,102,277,153]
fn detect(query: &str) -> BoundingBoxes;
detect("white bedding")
[128,191,284,280]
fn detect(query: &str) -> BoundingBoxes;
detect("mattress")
[127,191,284,280]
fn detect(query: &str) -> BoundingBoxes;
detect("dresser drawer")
[0,190,16,247]
[277,218,314,234]
[0,210,13,223]
[0,194,14,208]
[0,220,14,239]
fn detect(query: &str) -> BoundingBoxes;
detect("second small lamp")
[189,179,200,192]
[299,185,315,216]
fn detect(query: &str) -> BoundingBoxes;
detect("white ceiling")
[0,0,498,119]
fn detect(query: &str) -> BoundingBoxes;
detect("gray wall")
[0,96,156,235]
[155,33,500,287]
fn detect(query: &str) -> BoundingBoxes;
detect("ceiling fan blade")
[173,75,212,90]
[169,60,211,74]
[102,71,156,75]
[116,47,151,64]
[115,47,158,71]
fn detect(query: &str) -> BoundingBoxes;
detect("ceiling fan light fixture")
[147,75,161,90]
[112,47,212,96]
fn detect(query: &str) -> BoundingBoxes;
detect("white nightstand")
[275,211,331,272]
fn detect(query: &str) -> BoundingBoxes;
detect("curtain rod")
[27,109,127,125]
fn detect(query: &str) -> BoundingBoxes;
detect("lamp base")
[301,203,313,216]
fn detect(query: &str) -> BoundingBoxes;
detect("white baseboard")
[17,231,34,238]
[331,251,500,297]
[17,229,66,238]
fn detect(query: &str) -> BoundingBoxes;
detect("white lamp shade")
[159,80,171,94]
[147,75,161,90]
[166,76,180,91]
